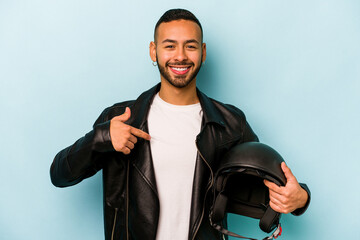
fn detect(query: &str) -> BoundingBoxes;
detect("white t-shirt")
[147,93,203,240]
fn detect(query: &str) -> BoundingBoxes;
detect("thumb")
[114,107,131,122]
[281,162,296,183]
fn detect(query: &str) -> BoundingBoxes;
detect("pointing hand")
[110,107,151,154]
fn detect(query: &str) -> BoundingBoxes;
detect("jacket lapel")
[189,90,226,238]
[196,89,226,169]
[125,84,161,195]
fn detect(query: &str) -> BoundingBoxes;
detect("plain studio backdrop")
[0,1,359,239]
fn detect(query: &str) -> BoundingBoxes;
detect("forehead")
[156,20,202,43]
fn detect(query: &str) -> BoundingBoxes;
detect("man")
[50,9,310,240]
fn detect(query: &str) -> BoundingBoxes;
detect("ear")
[201,43,207,63]
[149,41,157,62]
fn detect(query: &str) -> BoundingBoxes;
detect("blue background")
[1,1,359,239]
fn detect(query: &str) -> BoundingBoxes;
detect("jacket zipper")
[192,141,214,240]
[111,208,118,240]
[111,159,130,240]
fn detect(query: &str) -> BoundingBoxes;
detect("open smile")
[169,66,191,75]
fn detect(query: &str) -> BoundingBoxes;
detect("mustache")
[166,61,194,66]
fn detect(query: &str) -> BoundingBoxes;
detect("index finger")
[264,180,283,194]
[130,127,151,140]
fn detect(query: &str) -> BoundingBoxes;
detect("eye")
[187,45,197,49]
[165,45,175,49]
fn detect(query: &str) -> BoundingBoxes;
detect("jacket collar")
[125,84,159,130]
[197,89,226,128]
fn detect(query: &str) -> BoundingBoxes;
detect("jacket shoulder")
[209,98,259,143]
[211,98,247,120]
[94,100,135,126]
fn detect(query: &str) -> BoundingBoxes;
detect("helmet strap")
[209,216,282,240]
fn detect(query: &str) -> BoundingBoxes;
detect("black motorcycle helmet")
[210,142,286,240]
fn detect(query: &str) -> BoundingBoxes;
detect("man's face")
[150,20,206,88]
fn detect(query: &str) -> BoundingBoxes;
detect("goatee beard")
[156,57,203,88]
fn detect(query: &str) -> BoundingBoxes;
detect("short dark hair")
[154,9,203,42]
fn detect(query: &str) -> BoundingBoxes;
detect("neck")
[158,79,199,105]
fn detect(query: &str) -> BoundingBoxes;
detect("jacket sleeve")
[291,183,311,216]
[50,110,115,188]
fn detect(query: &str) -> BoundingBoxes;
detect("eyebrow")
[161,39,200,45]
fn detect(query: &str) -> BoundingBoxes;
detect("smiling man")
[151,19,205,91]
[50,9,310,240]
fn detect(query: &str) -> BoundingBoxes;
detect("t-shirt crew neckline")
[154,93,201,110]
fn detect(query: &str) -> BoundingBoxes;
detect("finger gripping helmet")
[210,142,286,240]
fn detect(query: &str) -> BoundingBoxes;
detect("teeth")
[172,67,188,71]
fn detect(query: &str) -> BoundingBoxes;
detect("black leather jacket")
[50,84,310,240]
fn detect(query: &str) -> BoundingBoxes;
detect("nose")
[174,47,188,62]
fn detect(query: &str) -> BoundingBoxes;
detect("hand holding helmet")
[210,142,308,240]
[264,162,308,214]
